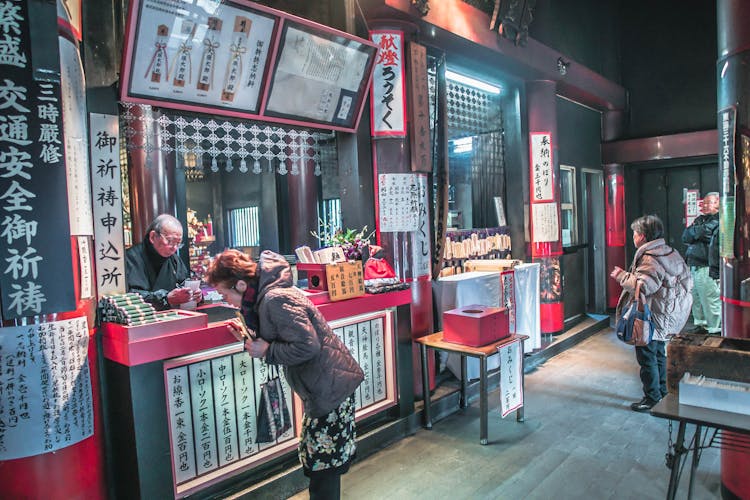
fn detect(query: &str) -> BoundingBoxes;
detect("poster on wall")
[89,114,126,297]
[531,202,559,243]
[0,0,76,319]
[684,189,700,228]
[370,30,406,137]
[530,132,554,202]
[265,21,377,129]
[408,42,431,170]
[0,317,94,460]
[718,107,736,259]
[377,173,420,232]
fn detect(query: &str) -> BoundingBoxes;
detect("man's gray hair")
[144,214,181,239]
[704,192,720,199]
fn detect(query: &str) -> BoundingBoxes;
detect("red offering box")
[297,263,328,291]
[443,304,510,347]
[100,309,208,342]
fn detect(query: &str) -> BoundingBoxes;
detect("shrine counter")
[98,288,414,499]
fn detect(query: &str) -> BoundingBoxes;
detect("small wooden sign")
[326,262,365,302]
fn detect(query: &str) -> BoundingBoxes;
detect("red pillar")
[717,1,750,497]
[602,111,627,309]
[527,81,563,333]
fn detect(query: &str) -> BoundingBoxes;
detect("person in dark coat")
[681,192,720,333]
[206,249,364,500]
[125,214,201,310]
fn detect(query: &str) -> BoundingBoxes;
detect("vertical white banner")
[166,365,197,484]
[60,35,94,235]
[412,174,431,278]
[77,235,92,299]
[89,113,126,297]
[370,31,406,136]
[498,340,523,417]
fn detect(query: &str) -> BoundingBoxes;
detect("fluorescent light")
[452,136,473,153]
[446,70,501,94]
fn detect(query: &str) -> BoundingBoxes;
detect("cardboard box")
[443,304,509,347]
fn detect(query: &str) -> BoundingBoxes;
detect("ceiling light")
[446,70,501,94]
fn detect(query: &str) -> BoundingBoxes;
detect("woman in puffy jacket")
[610,215,692,412]
[206,249,364,500]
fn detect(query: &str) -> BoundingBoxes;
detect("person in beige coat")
[611,215,692,412]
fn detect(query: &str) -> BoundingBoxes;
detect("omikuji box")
[443,305,510,347]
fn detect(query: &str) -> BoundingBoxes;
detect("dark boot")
[308,470,341,500]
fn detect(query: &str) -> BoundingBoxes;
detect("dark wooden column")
[602,110,626,309]
[126,106,177,242]
[716,1,750,497]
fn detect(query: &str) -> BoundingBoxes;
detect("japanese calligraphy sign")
[408,42,432,171]
[498,339,523,417]
[0,0,75,319]
[529,132,559,245]
[719,107,736,258]
[530,132,554,202]
[684,189,700,228]
[89,114,125,297]
[0,317,94,460]
[60,31,93,236]
[164,351,295,496]
[326,261,364,302]
[411,174,431,278]
[378,173,420,232]
[370,30,406,136]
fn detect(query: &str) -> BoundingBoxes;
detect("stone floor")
[290,328,722,500]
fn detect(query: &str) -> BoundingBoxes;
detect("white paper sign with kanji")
[498,339,523,417]
[378,173,419,232]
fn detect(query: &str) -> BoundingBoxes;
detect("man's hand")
[167,287,193,305]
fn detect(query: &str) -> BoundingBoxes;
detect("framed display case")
[120,0,378,132]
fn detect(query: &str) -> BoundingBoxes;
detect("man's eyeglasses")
[158,232,184,249]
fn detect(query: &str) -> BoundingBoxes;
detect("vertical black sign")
[0,0,75,319]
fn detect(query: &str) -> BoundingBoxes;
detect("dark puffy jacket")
[708,227,720,279]
[255,250,364,418]
[615,238,693,341]
[682,213,719,267]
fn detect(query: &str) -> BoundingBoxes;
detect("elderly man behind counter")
[125,214,202,310]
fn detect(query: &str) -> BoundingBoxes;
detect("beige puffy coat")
[615,238,693,341]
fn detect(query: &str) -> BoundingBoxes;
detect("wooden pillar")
[716,1,750,497]
[526,80,563,334]
[126,105,177,241]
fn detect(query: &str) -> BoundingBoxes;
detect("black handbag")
[616,281,654,346]
[256,364,292,443]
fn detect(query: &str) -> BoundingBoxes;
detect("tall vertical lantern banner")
[0,0,76,320]
[89,114,126,297]
[529,132,562,333]
[370,30,406,137]
[408,42,431,172]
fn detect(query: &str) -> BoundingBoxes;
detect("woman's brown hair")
[206,249,258,287]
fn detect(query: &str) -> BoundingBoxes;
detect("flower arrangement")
[311,220,374,261]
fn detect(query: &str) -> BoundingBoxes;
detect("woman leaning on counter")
[206,249,363,500]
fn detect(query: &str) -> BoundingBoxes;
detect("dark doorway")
[626,161,719,259]
[582,169,606,313]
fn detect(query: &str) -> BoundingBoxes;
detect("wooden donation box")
[297,263,328,291]
[667,333,750,393]
[326,261,365,302]
[443,304,510,347]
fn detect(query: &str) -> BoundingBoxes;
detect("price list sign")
[0,0,75,319]
[326,261,364,302]
[377,173,419,233]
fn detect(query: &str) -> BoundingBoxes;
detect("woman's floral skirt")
[298,395,356,475]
